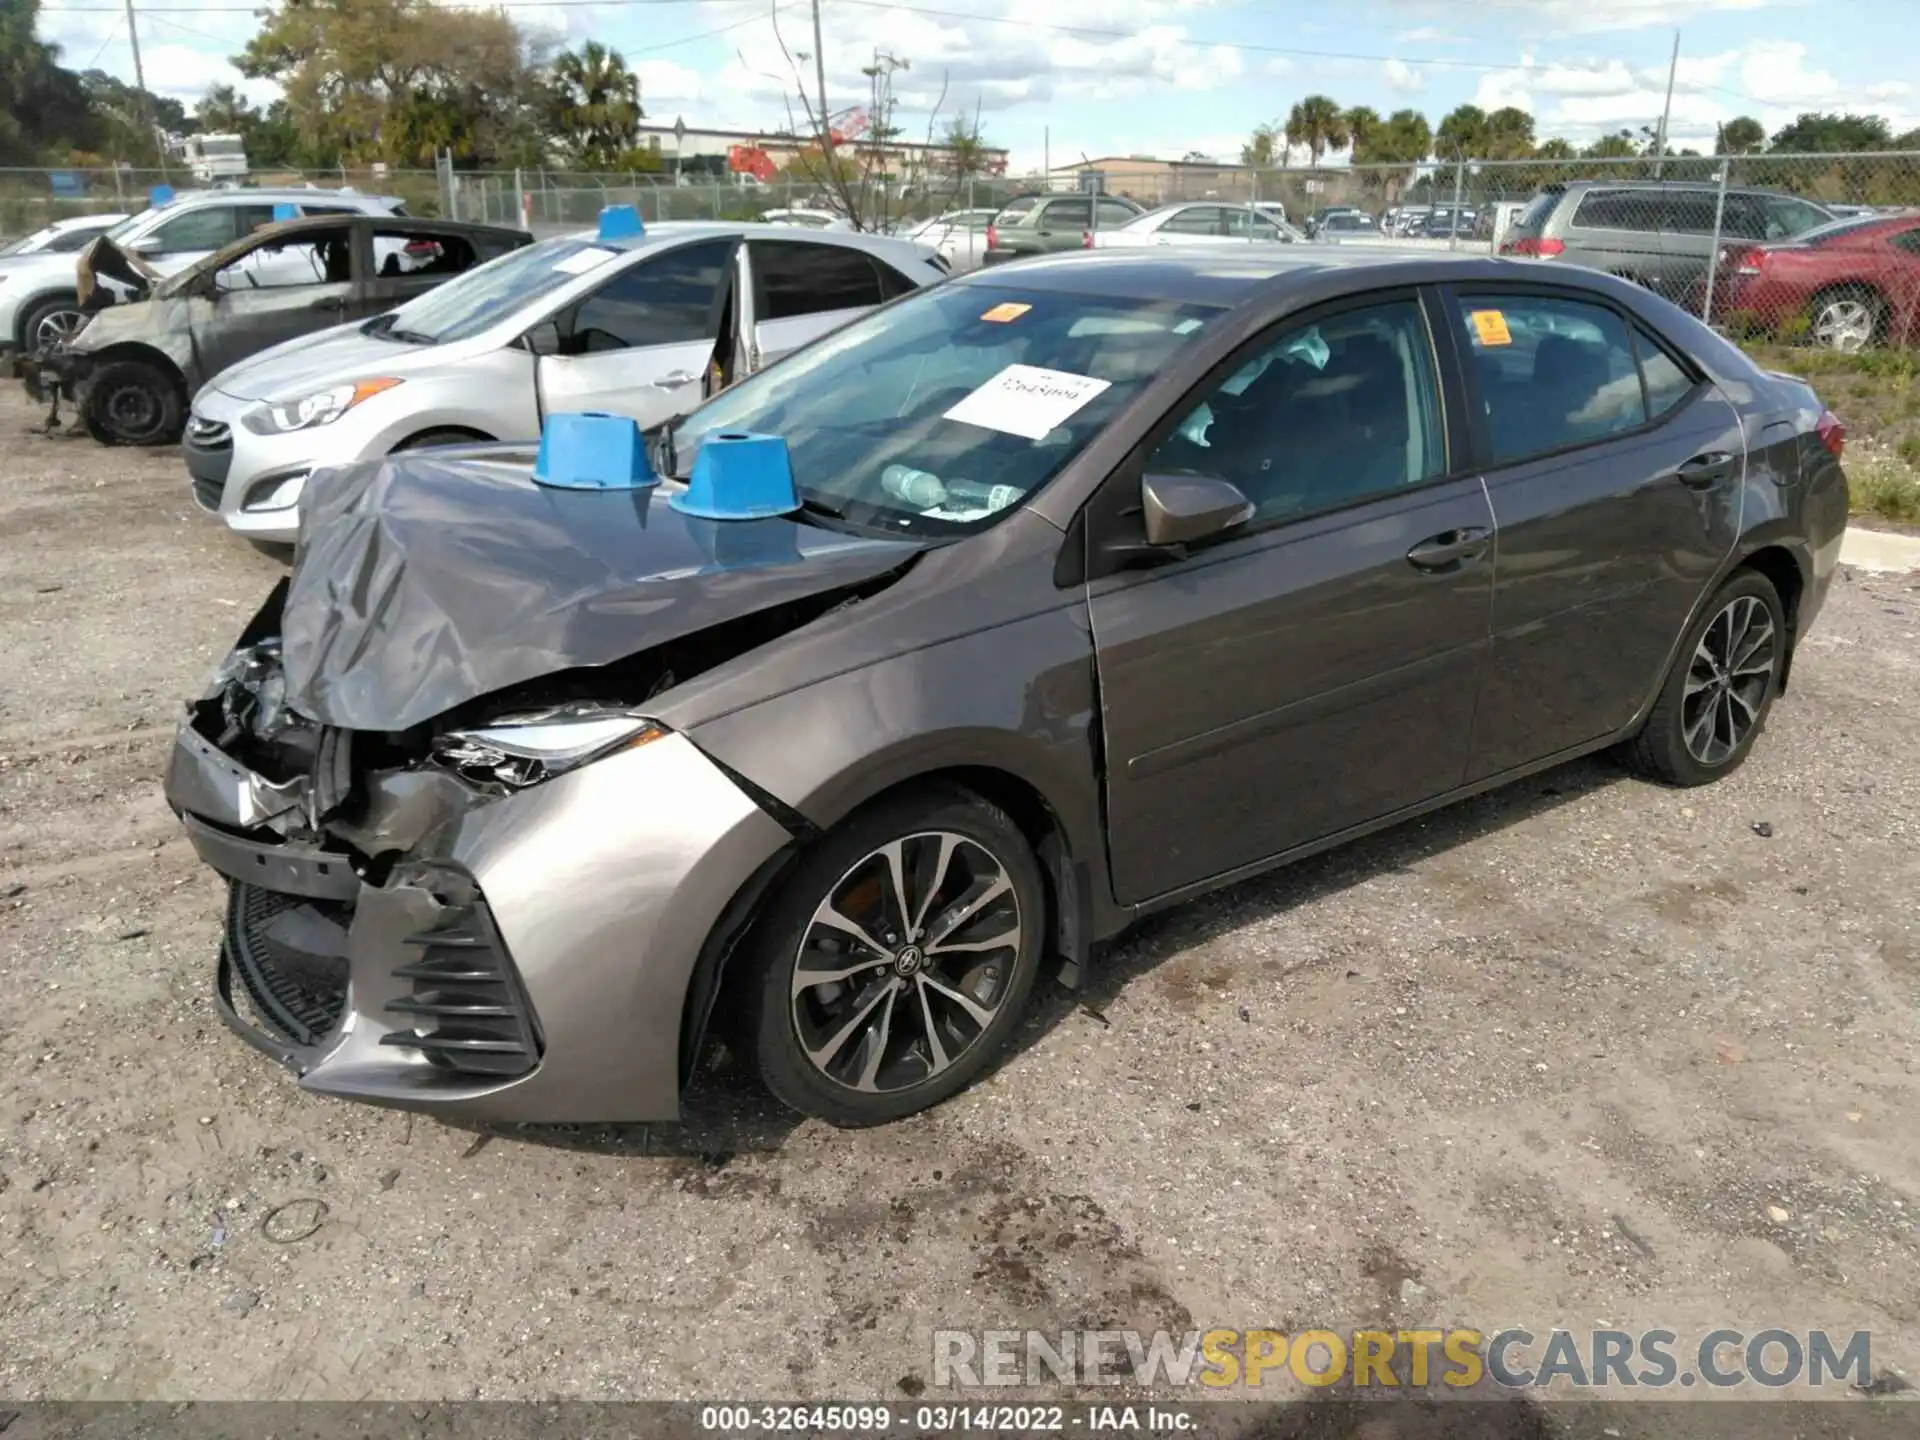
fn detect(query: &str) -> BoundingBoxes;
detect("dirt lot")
[1,385,1917,1411]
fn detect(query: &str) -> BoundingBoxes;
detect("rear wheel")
[83,360,183,446]
[740,786,1046,1127]
[1622,570,1786,786]
[1807,287,1883,353]
[19,293,85,352]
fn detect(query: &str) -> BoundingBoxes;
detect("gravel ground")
[1,385,1917,1412]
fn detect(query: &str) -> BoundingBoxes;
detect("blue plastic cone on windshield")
[532,412,658,490]
[599,204,644,242]
[670,432,800,520]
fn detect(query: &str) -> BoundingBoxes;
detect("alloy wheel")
[32,306,83,348]
[1811,298,1875,353]
[789,831,1022,1095]
[1682,595,1776,767]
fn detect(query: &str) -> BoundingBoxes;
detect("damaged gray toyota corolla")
[166,250,1847,1127]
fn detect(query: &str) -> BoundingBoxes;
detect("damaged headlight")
[431,706,667,790]
[244,378,404,435]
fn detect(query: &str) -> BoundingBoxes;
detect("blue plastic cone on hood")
[599,204,644,242]
[669,431,800,520]
[532,412,659,490]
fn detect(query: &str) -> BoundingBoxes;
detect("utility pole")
[1652,28,1679,178]
[810,0,836,175]
[122,0,170,179]
[1043,125,1049,187]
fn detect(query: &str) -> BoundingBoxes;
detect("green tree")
[1240,121,1281,167]
[78,68,184,163]
[2,0,101,164]
[1533,137,1576,160]
[1286,94,1348,167]
[1435,104,1489,157]
[547,41,642,169]
[1716,115,1766,155]
[1768,111,1892,153]
[1343,105,1381,159]
[1583,130,1640,160]
[1356,108,1429,201]
[194,84,257,136]
[1483,106,1535,160]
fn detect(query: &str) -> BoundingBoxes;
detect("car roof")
[161,187,404,208]
[581,220,930,262]
[235,214,531,241]
[947,248,1640,306]
[1552,179,1815,199]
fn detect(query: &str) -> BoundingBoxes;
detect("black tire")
[394,427,490,452]
[1621,569,1786,786]
[83,360,183,446]
[17,292,84,353]
[739,785,1046,1127]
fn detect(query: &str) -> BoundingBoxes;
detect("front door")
[191,226,357,378]
[1088,293,1496,904]
[745,239,890,370]
[534,238,735,426]
[1441,286,1745,779]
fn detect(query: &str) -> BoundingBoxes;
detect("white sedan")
[1087,202,1303,250]
[901,208,1000,272]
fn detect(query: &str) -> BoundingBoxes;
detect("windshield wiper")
[798,495,848,520]
[382,326,438,345]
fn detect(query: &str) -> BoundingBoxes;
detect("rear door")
[1443,285,1745,778]
[533,238,735,425]
[744,239,899,368]
[1564,189,1663,286]
[1087,290,1495,902]
[1035,196,1092,252]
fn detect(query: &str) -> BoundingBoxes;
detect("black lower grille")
[191,475,222,511]
[225,881,353,1046]
[380,895,540,1078]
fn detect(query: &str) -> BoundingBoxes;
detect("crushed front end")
[165,583,794,1123]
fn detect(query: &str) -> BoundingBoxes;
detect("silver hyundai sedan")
[185,222,946,547]
[166,250,1847,1128]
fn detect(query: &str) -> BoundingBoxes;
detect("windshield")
[375,235,622,345]
[671,283,1218,537]
[105,206,161,242]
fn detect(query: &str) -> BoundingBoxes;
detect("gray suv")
[983,192,1143,264]
[1499,180,1834,299]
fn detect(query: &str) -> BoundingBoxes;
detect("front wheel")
[84,360,183,446]
[1807,289,1883,353]
[1621,570,1785,786]
[740,787,1046,1126]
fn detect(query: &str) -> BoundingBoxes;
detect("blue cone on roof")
[149,184,174,207]
[599,204,644,242]
[670,432,801,521]
[272,202,299,222]
[532,412,659,490]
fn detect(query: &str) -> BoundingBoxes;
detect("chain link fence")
[6,152,1916,349]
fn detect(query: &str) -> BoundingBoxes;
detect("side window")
[1228,209,1280,239]
[372,226,480,279]
[236,205,281,235]
[220,233,352,290]
[1044,197,1092,229]
[1160,206,1224,236]
[1456,292,1648,463]
[566,240,730,353]
[1096,198,1138,227]
[145,206,241,254]
[1659,194,1721,234]
[875,261,921,300]
[752,241,884,320]
[1891,228,1920,256]
[1572,192,1645,231]
[1635,326,1695,419]
[1147,298,1446,524]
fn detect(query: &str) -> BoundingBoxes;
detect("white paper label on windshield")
[554,246,619,275]
[943,364,1111,441]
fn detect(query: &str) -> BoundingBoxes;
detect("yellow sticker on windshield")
[1470,309,1513,346]
[980,302,1032,323]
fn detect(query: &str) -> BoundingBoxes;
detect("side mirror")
[129,236,163,256]
[1141,472,1254,547]
[522,318,564,357]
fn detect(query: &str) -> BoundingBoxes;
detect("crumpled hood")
[279,445,924,732]
[209,324,401,402]
[68,293,186,353]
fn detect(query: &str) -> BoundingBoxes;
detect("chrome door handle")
[650,370,698,389]
[1406,526,1492,572]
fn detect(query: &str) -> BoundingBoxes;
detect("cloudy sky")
[32,0,1918,172]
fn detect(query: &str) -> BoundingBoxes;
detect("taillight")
[986,223,998,250]
[1817,409,1846,458]
[1502,236,1565,258]
[1082,230,1093,248]
[1728,246,1765,275]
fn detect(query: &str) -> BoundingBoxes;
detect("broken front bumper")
[165,717,792,1122]
[16,344,92,407]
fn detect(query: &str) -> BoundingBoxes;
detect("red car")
[1695,211,1920,351]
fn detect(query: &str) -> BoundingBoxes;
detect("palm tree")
[1534,138,1576,160]
[1344,105,1382,162]
[1435,104,1490,158]
[550,42,642,169]
[1483,106,1536,160]
[1716,116,1766,156]
[1286,95,1349,168]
